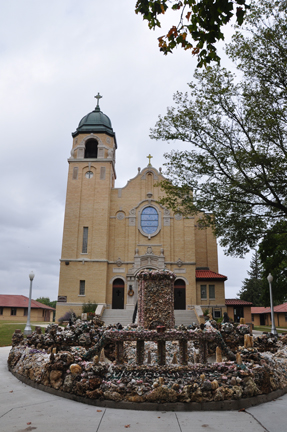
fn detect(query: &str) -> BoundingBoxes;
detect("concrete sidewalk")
[0,346,286,432]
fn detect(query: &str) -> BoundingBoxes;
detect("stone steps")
[102,309,199,327]
[174,310,198,326]
[102,309,134,326]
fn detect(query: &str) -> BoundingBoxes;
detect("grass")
[254,325,287,334]
[0,321,47,347]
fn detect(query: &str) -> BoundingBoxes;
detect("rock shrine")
[137,269,175,329]
[7,318,287,409]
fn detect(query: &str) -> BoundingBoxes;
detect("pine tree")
[238,251,265,306]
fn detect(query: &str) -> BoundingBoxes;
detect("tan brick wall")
[0,307,52,322]
[56,130,226,321]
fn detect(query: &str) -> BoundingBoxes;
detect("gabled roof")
[0,295,55,310]
[251,306,270,314]
[226,299,253,306]
[196,269,227,281]
[252,303,287,314]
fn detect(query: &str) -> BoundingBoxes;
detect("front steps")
[102,309,134,326]
[101,308,199,327]
[174,310,199,326]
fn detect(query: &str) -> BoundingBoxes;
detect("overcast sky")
[0,0,253,303]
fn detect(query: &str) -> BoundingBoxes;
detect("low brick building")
[252,303,287,328]
[225,299,253,324]
[0,295,54,322]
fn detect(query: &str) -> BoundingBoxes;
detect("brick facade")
[56,104,227,321]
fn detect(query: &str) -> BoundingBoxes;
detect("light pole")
[24,271,35,336]
[267,273,278,336]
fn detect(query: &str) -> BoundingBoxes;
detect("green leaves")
[135,0,249,66]
[151,1,287,256]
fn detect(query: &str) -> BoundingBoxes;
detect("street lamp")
[267,273,278,336]
[24,271,35,336]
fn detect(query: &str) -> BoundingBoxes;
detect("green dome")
[72,104,117,146]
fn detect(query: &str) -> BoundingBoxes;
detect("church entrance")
[112,278,125,309]
[174,279,186,310]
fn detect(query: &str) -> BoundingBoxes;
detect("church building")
[55,95,227,324]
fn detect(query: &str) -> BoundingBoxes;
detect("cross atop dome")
[95,92,102,108]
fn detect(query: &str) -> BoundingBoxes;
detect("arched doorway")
[112,278,125,309]
[174,279,186,310]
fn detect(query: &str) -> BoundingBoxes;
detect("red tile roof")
[0,295,55,310]
[251,306,270,314]
[252,303,287,314]
[226,299,253,306]
[196,270,227,281]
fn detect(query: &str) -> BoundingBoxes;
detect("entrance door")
[174,279,186,310]
[260,314,265,326]
[112,279,125,309]
[233,307,244,323]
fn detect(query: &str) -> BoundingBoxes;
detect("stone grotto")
[7,270,287,409]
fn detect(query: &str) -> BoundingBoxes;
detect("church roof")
[196,269,227,281]
[72,94,117,145]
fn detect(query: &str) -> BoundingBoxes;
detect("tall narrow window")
[82,227,88,253]
[0,307,3,315]
[209,285,215,299]
[72,167,78,180]
[201,285,207,299]
[79,280,85,296]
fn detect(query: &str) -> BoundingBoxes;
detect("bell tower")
[56,94,117,321]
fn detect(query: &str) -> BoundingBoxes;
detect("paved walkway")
[1,346,286,432]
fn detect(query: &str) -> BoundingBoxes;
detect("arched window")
[84,139,98,158]
[174,279,186,310]
[140,206,159,234]
[112,278,125,309]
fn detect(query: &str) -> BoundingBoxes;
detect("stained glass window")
[140,207,159,234]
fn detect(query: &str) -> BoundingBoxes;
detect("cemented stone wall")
[8,319,287,406]
[137,269,175,329]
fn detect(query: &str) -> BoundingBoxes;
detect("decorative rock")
[146,386,178,403]
[50,370,63,389]
[236,352,242,365]
[70,364,82,374]
[216,346,222,363]
[103,391,122,402]
[172,353,178,364]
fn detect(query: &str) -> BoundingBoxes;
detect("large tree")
[135,0,249,66]
[238,251,265,306]
[151,0,287,259]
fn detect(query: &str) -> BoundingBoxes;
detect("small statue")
[223,312,229,323]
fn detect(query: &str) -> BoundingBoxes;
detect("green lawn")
[0,321,46,347]
[254,325,287,334]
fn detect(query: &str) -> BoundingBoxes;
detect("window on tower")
[85,139,98,158]
[82,227,88,253]
[79,280,85,296]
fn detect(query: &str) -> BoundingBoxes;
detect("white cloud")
[0,0,250,302]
